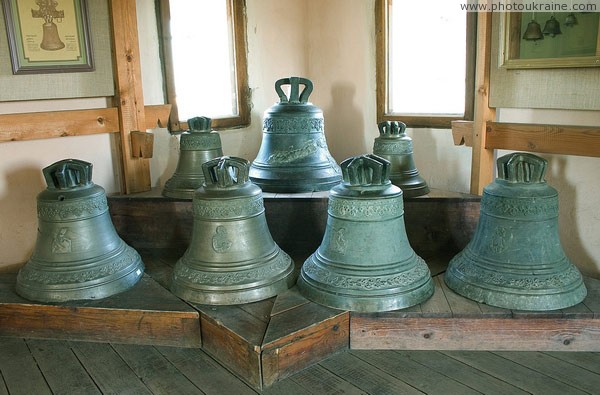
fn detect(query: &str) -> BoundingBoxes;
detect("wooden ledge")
[351,274,600,352]
[0,273,200,348]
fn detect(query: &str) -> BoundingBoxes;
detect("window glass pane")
[169,0,236,120]
[388,0,466,116]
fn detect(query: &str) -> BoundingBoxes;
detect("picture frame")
[1,0,94,74]
[500,11,600,69]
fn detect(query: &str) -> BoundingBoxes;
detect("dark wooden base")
[352,274,600,352]
[0,273,201,348]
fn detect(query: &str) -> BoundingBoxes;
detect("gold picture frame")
[501,11,600,69]
[2,0,93,74]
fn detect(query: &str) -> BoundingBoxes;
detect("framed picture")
[1,0,93,74]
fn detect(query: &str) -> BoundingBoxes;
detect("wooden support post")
[110,0,151,194]
[470,12,496,195]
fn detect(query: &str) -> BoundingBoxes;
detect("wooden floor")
[1,337,600,394]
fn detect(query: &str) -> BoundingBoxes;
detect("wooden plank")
[197,306,264,389]
[451,120,473,146]
[351,350,480,395]
[26,339,101,395]
[543,351,600,375]
[419,276,452,317]
[0,337,52,395]
[144,104,171,129]
[438,273,482,317]
[486,122,600,157]
[477,301,512,317]
[112,344,202,394]
[494,351,600,394]
[0,275,200,347]
[443,351,588,395]
[398,350,528,395]
[270,287,310,316]
[110,0,151,193]
[289,364,367,395]
[238,298,275,323]
[0,108,119,142]
[70,341,153,395]
[261,304,349,387]
[156,346,256,395]
[351,317,600,351]
[470,12,496,195]
[562,302,594,319]
[0,372,7,395]
[319,351,424,395]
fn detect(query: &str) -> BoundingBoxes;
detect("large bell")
[171,156,295,304]
[16,159,144,303]
[297,154,434,312]
[543,15,562,37]
[163,116,224,199]
[372,121,429,197]
[249,77,342,192]
[445,153,587,310]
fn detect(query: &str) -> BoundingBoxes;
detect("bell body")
[373,121,429,197]
[40,22,65,51]
[445,153,586,310]
[523,20,544,41]
[163,117,223,199]
[249,77,341,192]
[17,160,144,303]
[297,155,433,312]
[171,157,295,304]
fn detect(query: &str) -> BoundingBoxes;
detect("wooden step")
[0,273,200,348]
[351,274,600,352]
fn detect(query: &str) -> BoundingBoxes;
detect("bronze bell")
[163,116,224,199]
[543,16,562,37]
[373,121,429,197]
[16,159,144,303]
[564,13,578,27]
[40,22,65,50]
[171,156,295,304]
[445,153,587,310]
[523,19,544,41]
[297,154,434,312]
[249,77,342,192]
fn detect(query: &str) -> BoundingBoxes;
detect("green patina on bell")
[249,77,342,192]
[17,159,144,303]
[171,156,295,305]
[445,152,587,310]
[373,121,429,197]
[163,116,224,199]
[297,154,434,312]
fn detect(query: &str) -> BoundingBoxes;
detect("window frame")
[375,0,476,129]
[157,0,250,131]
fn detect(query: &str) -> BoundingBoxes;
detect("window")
[376,0,476,128]
[158,0,249,131]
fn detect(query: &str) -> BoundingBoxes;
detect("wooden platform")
[0,273,200,348]
[352,274,600,352]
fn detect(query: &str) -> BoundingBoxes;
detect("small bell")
[564,13,578,27]
[372,121,429,197]
[445,153,587,311]
[163,116,224,199]
[543,16,562,37]
[171,156,295,304]
[249,77,342,192]
[17,159,144,302]
[297,154,434,312]
[523,20,544,41]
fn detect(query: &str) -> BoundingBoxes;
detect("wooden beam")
[0,108,119,142]
[110,0,151,194]
[0,105,171,143]
[451,120,474,147]
[470,12,496,195]
[486,122,600,157]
